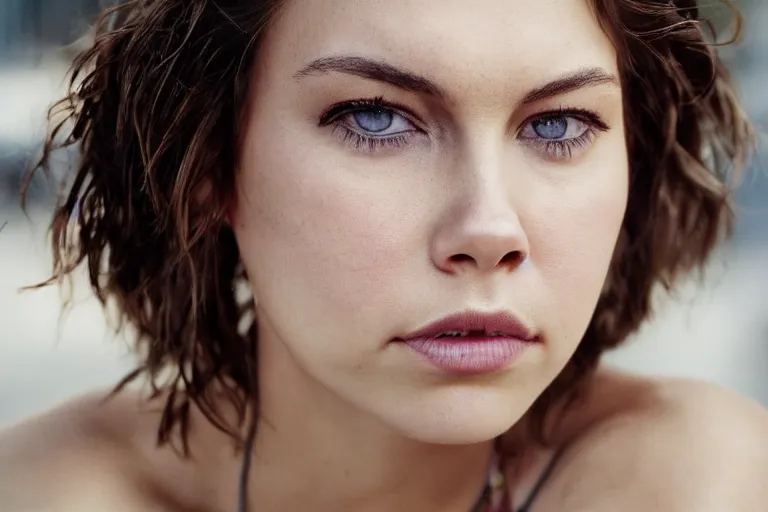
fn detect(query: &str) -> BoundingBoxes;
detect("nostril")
[446,251,524,269]
[449,254,475,264]
[499,251,524,267]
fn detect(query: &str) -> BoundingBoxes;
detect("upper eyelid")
[326,103,423,133]
[517,115,593,138]
[518,109,608,128]
[321,98,419,120]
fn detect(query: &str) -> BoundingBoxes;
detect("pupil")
[533,117,568,139]
[354,109,393,133]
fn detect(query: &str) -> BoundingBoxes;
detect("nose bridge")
[430,142,530,274]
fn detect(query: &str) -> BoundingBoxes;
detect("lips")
[394,311,538,375]
[394,310,537,343]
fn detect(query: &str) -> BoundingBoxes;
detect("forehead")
[267,0,618,89]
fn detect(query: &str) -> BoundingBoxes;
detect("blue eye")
[521,115,589,141]
[353,109,394,133]
[346,107,413,137]
[532,117,568,139]
[319,98,422,153]
[518,111,608,161]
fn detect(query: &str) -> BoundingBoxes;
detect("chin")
[401,421,513,446]
[379,389,528,446]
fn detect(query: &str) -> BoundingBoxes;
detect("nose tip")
[432,211,530,274]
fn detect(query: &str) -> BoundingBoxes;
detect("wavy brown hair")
[23,0,753,449]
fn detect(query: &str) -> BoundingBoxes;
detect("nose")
[430,180,530,275]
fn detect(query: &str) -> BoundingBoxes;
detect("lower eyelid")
[331,124,420,152]
[333,121,419,140]
[518,130,597,160]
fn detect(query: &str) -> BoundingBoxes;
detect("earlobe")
[225,204,237,228]
[224,177,245,228]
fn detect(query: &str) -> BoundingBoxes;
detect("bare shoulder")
[542,370,768,512]
[0,390,170,511]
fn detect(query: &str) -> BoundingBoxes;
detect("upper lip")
[395,310,537,342]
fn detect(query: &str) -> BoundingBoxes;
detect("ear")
[190,178,234,228]
[223,192,239,228]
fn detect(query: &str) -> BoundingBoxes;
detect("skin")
[1,0,768,511]
[237,0,625,448]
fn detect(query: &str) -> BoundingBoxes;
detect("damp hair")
[22,0,753,450]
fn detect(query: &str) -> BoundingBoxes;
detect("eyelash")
[319,97,419,152]
[331,127,414,152]
[318,98,609,159]
[523,108,607,160]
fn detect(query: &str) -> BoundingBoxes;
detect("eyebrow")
[294,55,619,103]
[520,68,619,104]
[295,55,447,98]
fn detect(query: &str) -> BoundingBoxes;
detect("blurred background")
[0,0,766,427]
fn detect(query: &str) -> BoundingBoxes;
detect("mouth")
[393,310,539,375]
[430,330,516,339]
[394,310,537,343]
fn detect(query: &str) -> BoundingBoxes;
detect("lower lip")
[402,337,532,375]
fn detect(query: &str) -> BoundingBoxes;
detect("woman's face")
[232,0,628,443]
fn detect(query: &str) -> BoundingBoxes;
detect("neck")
[250,420,494,512]
[247,337,496,512]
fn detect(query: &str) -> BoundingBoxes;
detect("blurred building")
[0,0,110,204]
[1,0,104,62]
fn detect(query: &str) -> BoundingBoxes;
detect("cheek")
[525,157,628,342]
[232,126,424,348]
